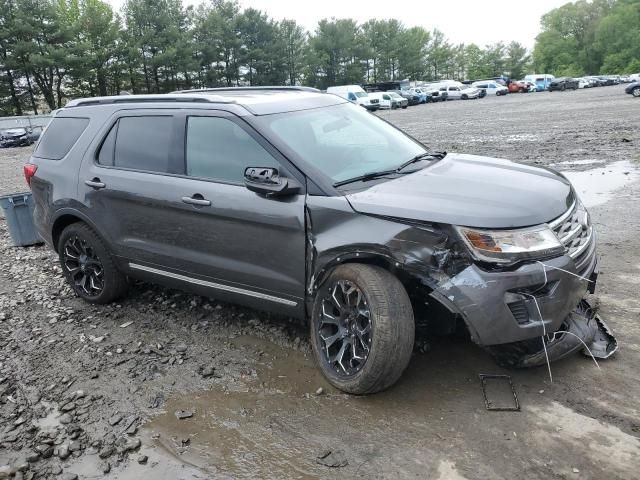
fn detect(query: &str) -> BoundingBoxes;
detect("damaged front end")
[306,194,616,371]
[487,300,618,368]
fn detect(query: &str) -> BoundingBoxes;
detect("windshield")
[354,92,367,98]
[258,103,427,184]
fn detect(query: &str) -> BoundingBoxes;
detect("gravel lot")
[1,86,639,479]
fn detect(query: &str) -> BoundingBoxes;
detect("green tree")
[277,19,306,86]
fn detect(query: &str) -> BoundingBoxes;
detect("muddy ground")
[1,86,639,479]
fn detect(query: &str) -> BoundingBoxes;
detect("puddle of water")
[136,337,493,479]
[561,160,638,208]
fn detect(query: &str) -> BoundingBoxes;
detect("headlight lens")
[455,224,565,264]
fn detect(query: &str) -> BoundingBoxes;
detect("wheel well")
[331,257,461,335]
[51,215,83,252]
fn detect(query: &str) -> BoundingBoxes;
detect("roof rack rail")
[65,94,235,108]
[171,86,321,94]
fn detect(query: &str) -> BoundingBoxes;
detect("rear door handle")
[85,179,106,189]
[181,195,211,207]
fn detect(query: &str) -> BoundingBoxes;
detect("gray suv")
[26,87,599,394]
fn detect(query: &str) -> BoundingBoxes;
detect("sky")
[107,0,571,48]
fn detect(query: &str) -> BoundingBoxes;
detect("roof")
[63,87,346,116]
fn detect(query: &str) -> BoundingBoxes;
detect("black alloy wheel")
[62,235,105,298]
[317,279,372,376]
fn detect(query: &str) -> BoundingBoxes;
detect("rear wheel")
[310,264,414,394]
[58,223,128,304]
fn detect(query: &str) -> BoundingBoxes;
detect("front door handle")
[181,195,211,207]
[85,178,106,189]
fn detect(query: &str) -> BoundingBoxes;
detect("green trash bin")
[0,192,42,247]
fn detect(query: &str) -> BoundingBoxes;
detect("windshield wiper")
[333,169,398,187]
[395,151,447,172]
[333,151,446,188]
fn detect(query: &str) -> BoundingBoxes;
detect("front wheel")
[632,87,640,97]
[310,264,415,394]
[58,223,128,304]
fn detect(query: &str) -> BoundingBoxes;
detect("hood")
[345,153,574,229]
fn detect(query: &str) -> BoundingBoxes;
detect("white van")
[326,85,380,111]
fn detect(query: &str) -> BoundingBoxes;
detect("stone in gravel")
[119,321,133,328]
[50,465,62,475]
[316,449,348,468]
[174,409,193,420]
[14,416,26,426]
[101,463,111,474]
[60,402,76,412]
[108,414,123,426]
[200,366,215,378]
[98,446,114,459]
[58,413,72,425]
[315,387,324,396]
[126,424,138,436]
[92,336,105,343]
[61,474,78,480]
[35,445,53,459]
[122,438,141,453]
[25,453,40,463]
[68,441,82,452]
[57,445,70,460]
[137,455,148,465]
[175,344,188,353]
[73,390,86,400]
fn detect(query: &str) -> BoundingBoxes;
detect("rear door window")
[33,117,89,160]
[97,116,173,173]
[185,116,278,184]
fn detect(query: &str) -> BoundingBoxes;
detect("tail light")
[24,163,37,187]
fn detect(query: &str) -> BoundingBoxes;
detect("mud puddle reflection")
[561,160,638,207]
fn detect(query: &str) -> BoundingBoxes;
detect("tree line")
[0,0,534,115]
[3,0,637,117]
[534,0,640,77]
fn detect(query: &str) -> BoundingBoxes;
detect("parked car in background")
[420,85,447,102]
[437,83,481,100]
[548,77,579,91]
[524,74,555,91]
[576,78,591,88]
[368,91,407,109]
[388,92,409,108]
[390,90,420,106]
[596,76,616,86]
[0,127,36,148]
[472,81,508,96]
[408,88,431,103]
[625,81,640,97]
[327,85,380,111]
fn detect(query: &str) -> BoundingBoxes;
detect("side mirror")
[244,167,300,197]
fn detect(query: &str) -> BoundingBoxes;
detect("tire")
[461,94,468,100]
[561,84,566,91]
[632,87,640,98]
[310,264,415,394]
[58,223,128,304]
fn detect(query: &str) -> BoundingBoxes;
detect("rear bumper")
[431,254,597,346]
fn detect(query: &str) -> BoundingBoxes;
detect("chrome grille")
[548,201,593,260]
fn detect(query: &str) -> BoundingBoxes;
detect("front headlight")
[455,224,565,265]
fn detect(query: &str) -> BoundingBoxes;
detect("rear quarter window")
[33,117,89,160]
